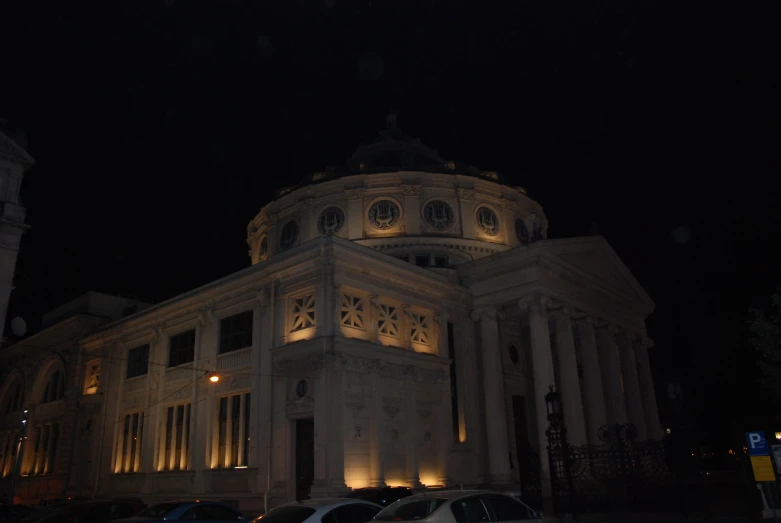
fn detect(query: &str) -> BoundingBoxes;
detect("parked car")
[252,498,382,523]
[116,501,243,523]
[346,488,413,507]
[0,503,34,522]
[372,490,544,523]
[23,500,145,523]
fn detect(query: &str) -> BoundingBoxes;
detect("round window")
[423,200,455,230]
[509,345,520,365]
[279,220,299,250]
[258,236,269,260]
[368,200,401,230]
[317,206,345,236]
[296,380,308,398]
[475,206,499,236]
[515,219,529,245]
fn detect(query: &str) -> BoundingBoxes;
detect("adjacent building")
[0,120,662,512]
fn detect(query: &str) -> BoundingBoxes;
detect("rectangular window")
[447,322,463,443]
[377,303,399,338]
[340,292,366,330]
[127,344,150,379]
[219,311,253,354]
[216,392,251,468]
[119,412,144,473]
[410,313,431,345]
[433,256,447,268]
[169,329,196,367]
[415,255,429,267]
[162,403,191,471]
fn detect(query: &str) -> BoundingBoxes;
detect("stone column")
[402,185,422,236]
[345,188,365,240]
[326,369,347,493]
[456,189,477,239]
[617,334,647,440]
[255,285,274,490]
[573,318,608,445]
[551,309,587,446]
[404,386,422,489]
[595,324,628,425]
[635,338,663,440]
[471,306,513,485]
[521,294,556,497]
[369,385,386,487]
[436,380,452,486]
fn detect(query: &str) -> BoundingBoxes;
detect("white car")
[372,490,545,523]
[253,498,383,523]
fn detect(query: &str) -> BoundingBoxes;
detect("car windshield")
[374,499,446,521]
[137,503,188,518]
[257,506,316,523]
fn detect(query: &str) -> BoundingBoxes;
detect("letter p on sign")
[747,432,769,457]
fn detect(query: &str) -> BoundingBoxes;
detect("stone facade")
[0,124,661,512]
[0,125,33,346]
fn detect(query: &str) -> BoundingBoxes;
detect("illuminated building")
[0,118,661,511]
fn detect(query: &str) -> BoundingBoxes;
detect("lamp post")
[544,385,575,518]
[8,408,30,503]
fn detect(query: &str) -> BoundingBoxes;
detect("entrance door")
[295,418,315,501]
[513,395,541,509]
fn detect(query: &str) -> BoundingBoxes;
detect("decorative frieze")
[382,397,402,420]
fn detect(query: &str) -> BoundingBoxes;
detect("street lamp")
[208,373,219,383]
[545,385,563,424]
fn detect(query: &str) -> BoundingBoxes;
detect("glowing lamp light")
[209,373,219,383]
[775,432,781,440]
[234,465,248,469]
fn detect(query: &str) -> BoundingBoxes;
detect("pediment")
[544,236,655,312]
[0,131,34,165]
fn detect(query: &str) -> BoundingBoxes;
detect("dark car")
[23,500,145,523]
[116,501,244,523]
[346,487,413,507]
[0,503,34,522]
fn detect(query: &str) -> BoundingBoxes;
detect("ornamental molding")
[465,256,541,284]
[273,352,448,384]
[299,198,316,211]
[416,400,433,418]
[344,392,365,416]
[499,197,516,210]
[470,306,504,322]
[345,188,365,201]
[456,188,475,201]
[382,396,402,420]
[401,185,422,197]
[517,293,549,312]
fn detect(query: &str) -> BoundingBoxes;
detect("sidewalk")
[545,513,754,522]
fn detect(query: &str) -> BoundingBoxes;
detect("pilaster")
[402,185,422,236]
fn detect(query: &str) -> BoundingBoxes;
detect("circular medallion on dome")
[515,218,529,245]
[317,206,345,236]
[423,200,455,230]
[475,206,500,236]
[368,200,401,230]
[279,220,299,250]
[258,235,269,260]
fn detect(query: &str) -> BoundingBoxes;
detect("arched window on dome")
[3,380,23,414]
[41,370,64,404]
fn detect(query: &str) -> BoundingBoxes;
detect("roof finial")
[386,110,398,130]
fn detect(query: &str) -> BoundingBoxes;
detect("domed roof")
[275,115,507,198]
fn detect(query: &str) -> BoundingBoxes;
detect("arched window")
[41,370,64,404]
[3,381,23,414]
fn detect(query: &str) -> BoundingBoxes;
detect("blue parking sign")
[747,432,770,456]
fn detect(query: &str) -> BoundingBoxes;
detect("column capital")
[518,293,549,311]
[594,321,618,335]
[470,306,504,322]
[572,315,596,327]
[633,336,654,350]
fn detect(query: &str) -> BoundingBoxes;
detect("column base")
[310,480,349,498]
[406,478,423,489]
[369,479,387,488]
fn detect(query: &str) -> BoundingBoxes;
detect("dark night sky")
[1,0,779,447]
